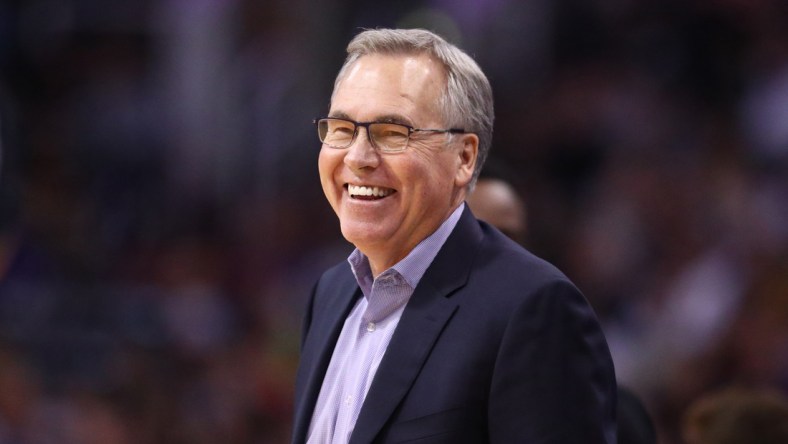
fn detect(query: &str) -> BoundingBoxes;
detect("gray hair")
[332,28,494,189]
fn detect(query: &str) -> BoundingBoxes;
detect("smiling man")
[292,29,617,444]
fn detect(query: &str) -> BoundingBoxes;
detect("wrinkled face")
[319,53,477,273]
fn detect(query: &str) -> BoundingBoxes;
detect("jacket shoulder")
[476,222,576,291]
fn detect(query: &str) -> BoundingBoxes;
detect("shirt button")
[367,322,376,332]
[345,395,353,406]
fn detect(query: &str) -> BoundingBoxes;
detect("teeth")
[348,185,393,197]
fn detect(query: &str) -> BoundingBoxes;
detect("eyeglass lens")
[318,119,410,152]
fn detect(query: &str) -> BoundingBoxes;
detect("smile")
[347,184,395,200]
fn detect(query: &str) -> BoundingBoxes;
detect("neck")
[360,201,465,277]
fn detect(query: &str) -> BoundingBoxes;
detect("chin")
[340,221,391,248]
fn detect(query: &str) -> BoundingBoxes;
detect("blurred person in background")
[682,387,788,444]
[464,167,527,245]
[292,28,616,444]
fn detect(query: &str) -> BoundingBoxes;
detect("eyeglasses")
[314,117,467,153]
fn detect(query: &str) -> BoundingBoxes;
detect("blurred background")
[0,0,786,443]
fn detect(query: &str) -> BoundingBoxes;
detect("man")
[293,28,616,443]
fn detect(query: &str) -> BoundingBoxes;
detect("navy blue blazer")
[292,207,617,443]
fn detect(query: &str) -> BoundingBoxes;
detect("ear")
[454,133,479,189]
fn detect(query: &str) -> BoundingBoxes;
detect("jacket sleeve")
[488,279,617,443]
[299,280,318,351]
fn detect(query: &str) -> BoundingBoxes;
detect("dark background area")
[1,1,786,443]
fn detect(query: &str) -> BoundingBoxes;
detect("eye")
[372,123,409,139]
[319,119,356,147]
[328,121,355,134]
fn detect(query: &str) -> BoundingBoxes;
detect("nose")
[344,126,380,171]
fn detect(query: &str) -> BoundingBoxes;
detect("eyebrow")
[327,110,352,120]
[327,111,413,127]
[376,114,413,126]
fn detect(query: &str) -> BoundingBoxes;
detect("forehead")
[331,53,446,122]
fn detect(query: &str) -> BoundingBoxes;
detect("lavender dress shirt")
[306,204,465,444]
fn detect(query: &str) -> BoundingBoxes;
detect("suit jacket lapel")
[292,268,361,444]
[349,207,484,444]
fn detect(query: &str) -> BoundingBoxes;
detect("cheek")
[402,143,446,176]
[404,162,453,206]
[318,149,337,178]
[318,150,343,197]
[407,147,457,184]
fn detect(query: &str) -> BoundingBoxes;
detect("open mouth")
[346,184,396,200]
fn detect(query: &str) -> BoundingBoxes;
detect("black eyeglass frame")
[313,117,467,152]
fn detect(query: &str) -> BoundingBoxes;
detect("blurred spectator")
[682,387,788,444]
[465,169,527,244]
